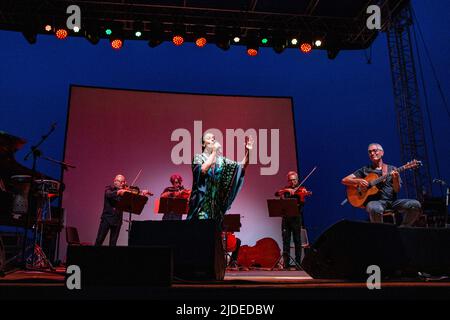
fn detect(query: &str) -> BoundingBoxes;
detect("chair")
[65,226,91,246]
[381,210,397,225]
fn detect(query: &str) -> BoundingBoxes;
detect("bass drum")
[34,179,61,198]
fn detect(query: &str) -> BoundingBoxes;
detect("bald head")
[113,174,126,188]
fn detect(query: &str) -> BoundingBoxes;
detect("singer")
[186,132,253,222]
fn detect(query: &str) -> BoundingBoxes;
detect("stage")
[1,268,450,301]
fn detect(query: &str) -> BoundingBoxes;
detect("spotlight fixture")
[148,21,164,48]
[110,38,123,50]
[73,26,80,33]
[172,24,185,46]
[233,36,240,43]
[291,38,298,45]
[55,28,68,40]
[44,24,52,32]
[300,42,312,53]
[247,47,258,56]
[314,39,322,47]
[215,26,231,51]
[134,21,144,38]
[193,25,207,47]
[272,30,287,54]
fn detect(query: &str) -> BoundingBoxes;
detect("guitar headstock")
[404,159,422,170]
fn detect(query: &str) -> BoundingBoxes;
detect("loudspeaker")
[301,220,407,279]
[400,227,450,275]
[302,220,450,279]
[66,245,172,287]
[129,220,225,281]
[0,236,5,274]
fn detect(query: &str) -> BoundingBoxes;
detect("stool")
[381,210,397,224]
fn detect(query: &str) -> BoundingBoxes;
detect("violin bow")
[298,166,317,187]
[130,168,143,187]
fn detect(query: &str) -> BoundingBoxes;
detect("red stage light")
[195,37,207,47]
[300,43,312,53]
[111,39,123,50]
[55,29,68,40]
[247,48,258,56]
[172,35,184,46]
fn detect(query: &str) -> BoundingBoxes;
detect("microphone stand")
[20,124,56,269]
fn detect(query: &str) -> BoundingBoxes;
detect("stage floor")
[1,268,450,301]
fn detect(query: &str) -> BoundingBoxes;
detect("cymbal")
[0,131,26,153]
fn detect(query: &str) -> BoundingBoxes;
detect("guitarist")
[341,143,421,226]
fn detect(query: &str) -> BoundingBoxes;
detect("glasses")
[368,149,381,154]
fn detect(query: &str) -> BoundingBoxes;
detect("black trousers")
[230,238,241,262]
[95,216,122,246]
[282,215,302,265]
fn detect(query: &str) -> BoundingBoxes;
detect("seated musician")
[341,143,421,226]
[95,174,151,246]
[275,171,306,269]
[160,174,190,220]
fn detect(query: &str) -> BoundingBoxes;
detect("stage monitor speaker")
[301,220,408,279]
[400,227,450,276]
[66,245,172,287]
[129,220,225,281]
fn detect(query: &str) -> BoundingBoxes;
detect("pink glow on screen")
[62,86,298,258]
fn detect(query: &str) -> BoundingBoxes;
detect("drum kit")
[10,175,61,220]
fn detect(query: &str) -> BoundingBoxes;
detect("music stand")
[157,197,189,216]
[223,214,241,232]
[117,193,148,243]
[222,214,241,267]
[267,199,302,270]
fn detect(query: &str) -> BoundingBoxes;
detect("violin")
[121,184,153,196]
[277,185,312,202]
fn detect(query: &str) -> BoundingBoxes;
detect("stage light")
[261,38,268,45]
[195,37,207,47]
[44,25,52,32]
[110,38,123,50]
[314,39,322,47]
[85,23,100,45]
[105,28,112,36]
[300,42,312,53]
[247,48,258,56]
[233,36,240,43]
[172,35,184,46]
[73,26,80,33]
[55,29,68,40]
[215,26,231,51]
[291,38,298,45]
[134,21,144,38]
[192,25,207,48]
[148,21,164,48]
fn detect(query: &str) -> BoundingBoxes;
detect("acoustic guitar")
[346,159,422,208]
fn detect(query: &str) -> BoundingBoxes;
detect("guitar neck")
[370,164,409,186]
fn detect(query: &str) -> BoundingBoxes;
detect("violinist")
[95,174,151,246]
[275,171,310,269]
[160,174,191,220]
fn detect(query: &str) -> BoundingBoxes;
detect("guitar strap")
[382,163,389,177]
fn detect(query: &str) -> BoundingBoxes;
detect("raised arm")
[241,136,254,170]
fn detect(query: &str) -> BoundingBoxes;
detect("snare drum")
[10,175,32,214]
[34,179,61,198]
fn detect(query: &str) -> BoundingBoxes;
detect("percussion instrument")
[34,179,61,198]
[10,175,32,215]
